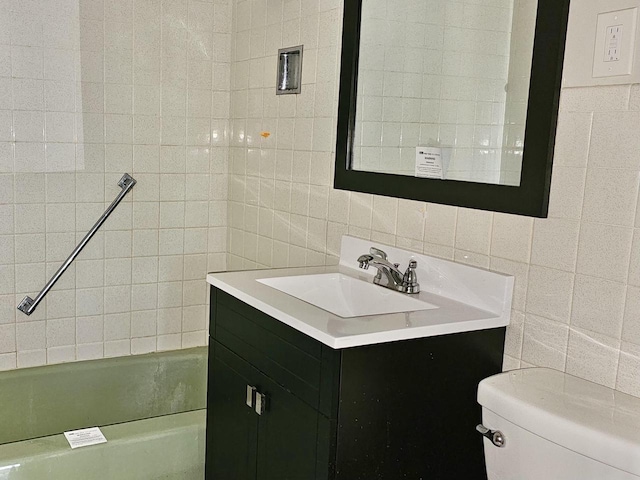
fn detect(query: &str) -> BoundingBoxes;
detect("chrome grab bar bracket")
[17,296,35,315]
[17,173,137,316]
[118,173,135,190]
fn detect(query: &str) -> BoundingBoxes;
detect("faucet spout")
[357,254,373,269]
[364,257,404,285]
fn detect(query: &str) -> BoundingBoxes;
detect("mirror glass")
[351,0,538,186]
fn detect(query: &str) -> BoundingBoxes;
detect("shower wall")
[0,0,231,370]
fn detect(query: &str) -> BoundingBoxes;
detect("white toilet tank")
[477,368,640,480]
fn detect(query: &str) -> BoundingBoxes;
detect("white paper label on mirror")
[415,147,444,179]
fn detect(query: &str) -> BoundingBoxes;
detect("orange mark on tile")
[260,131,271,138]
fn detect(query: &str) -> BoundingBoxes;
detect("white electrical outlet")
[604,25,622,62]
[592,8,637,78]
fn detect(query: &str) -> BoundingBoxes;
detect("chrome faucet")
[357,247,420,294]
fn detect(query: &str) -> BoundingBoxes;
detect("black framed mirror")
[335,0,571,217]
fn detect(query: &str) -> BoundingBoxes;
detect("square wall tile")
[396,199,425,241]
[577,223,633,283]
[76,343,104,361]
[629,84,640,110]
[46,317,76,347]
[14,234,45,264]
[0,353,17,371]
[504,310,524,358]
[530,218,580,272]
[16,321,46,350]
[104,313,131,341]
[490,213,532,263]
[559,85,630,113]
[525,265,574,323]
[13,78,44,110]
[47,345,76,364]
[547,166,586,220]
[17,349,46,368]
[616,342,640,397]
[566,327,620,388]
[131,310,156,337]
[455,208,492,254]
[182,330,206,348]
[15,262,45,293]
[589,111,640,170]
[104,285,131,314]
[46,289,76,319]
[131,337,156,355]
[582,168,639,227]
[632,230,640,287]
[0,324,16,354]
[131,283,158,312]
[76,315,104,344]
[105,258,132,286]
[76,288,104,317]
[11,46,44,79]
[571,274,625,339]
[521,314,569,370]
[346,192,371,230]
[13,111,44,142]
[622,286,640,344]
[104,339,130,357]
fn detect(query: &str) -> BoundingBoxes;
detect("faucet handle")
[369,247,387,260]
[402,260,420,294]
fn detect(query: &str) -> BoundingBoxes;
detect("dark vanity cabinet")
[205,286,506,479]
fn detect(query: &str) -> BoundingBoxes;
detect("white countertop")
[206,237,514,349]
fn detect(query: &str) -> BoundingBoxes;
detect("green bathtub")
[0,348,207,480]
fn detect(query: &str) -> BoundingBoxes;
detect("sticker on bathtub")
[64,427,107,449]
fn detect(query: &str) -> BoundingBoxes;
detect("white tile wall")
[227,0,640,397]
[0,0,231,370]
[3,0,639,401]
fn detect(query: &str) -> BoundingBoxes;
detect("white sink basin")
[257,273,438,318]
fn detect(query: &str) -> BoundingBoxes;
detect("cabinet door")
[256,373,320,480]
[205,344,258,480]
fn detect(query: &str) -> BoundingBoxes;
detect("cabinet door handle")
[255,392,265,415]
[246,385,256,408]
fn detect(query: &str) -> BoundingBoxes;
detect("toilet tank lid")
[478,368,640,477]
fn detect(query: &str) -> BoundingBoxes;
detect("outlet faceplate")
[593,8,638,78]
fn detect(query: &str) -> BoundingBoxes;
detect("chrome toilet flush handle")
[476,424,506,448]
